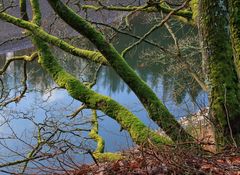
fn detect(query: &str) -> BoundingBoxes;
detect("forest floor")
[57,146,240,175]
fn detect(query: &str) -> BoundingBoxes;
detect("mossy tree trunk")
[199,0,240,148]
[229,0,240,80]
[47,0,194,144]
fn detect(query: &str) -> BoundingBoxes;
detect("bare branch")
[0,52,37,75]
[121,1,190,57]
[81,3,192,19]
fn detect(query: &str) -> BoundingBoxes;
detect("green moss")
[29,0,41,25]
[229,0,240,80]
[93,152,123,162]
[46,0,195,144]
[158,2,192,20]
[89,110,105,153]
[189,0,199,23]
[0,13,108,65]
[200,0,240,147]
[88,110,123,162]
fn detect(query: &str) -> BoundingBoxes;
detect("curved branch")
[164,19,207,91]
[0,60,29,106]
[89,110,105,153]
[0,52,37,75]
[90,21,168,53]
[121,9,176,57]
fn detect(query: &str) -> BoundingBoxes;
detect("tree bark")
[199,0,240,148]
[229,0,240,80]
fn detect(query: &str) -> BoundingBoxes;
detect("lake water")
[0,12,208,173]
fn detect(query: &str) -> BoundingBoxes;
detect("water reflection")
[0,16,208,171]
[0,40,208,158]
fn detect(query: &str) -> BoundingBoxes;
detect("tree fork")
[89,110,123,161]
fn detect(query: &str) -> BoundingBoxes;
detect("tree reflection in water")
[0,12,208,174]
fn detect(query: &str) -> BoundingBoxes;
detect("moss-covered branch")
[20,0,28,20]
[89,110,122,161]
[229,0,240,80]
[47,0,194,143]
[0,52,37,75]
[81,4,192,20]
[0,12,108,65]
[89,110,105,154]
[189,0,199,23]
[27,0,171,148]
[34,36,172,146]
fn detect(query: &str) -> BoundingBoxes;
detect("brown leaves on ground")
[63,147,240,175]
